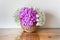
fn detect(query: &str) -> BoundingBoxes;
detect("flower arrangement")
[14,7,45,27]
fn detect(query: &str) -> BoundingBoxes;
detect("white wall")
[0,0,60,28]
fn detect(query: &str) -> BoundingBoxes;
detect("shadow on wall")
[40,10,56,28]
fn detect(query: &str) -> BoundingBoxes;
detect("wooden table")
[0,28,60,40]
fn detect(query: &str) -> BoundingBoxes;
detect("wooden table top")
[0,28,60,40]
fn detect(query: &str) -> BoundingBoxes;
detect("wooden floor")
[0,28,60,40]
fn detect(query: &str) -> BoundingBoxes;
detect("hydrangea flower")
[18,7,38,27]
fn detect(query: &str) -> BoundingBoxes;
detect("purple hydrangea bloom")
[18,7,37,27]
